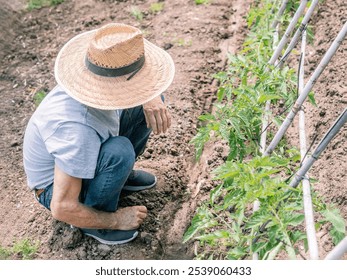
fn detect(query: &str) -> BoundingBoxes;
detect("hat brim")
[54,29,175,110]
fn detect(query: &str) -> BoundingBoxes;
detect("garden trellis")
[259,0,346,259]
[185,0,347,260]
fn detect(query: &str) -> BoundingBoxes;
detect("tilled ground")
[0,0,345,260]
[299,0,347,257]
[0,0,248,259]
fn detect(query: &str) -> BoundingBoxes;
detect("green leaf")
[190,126,211,160]
[264,242,282,260]
[258,94,281,103]
[289,230,307,244]
[308,91,317,106]
[321,208,345,233]
[196,230,231,244]
[183,209,217,243]
[286,245,297,260]
[286,213,305,227]
[217,87,225,101]
[330,227,346,246]
[321,207,346,245]
[198,114,215,122]
[227,246,247,260]
[210,184,223,205]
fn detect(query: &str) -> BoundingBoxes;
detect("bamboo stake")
[264,21,347,156]
[277,0,320,68]
[289,108,347,188]
[260,23,280,155]
[298,30,319,260]
[268,0,308,65]
[271,0,289,29]
[325,237,347,260]
[259,0,284,155]
[254,4,284,260]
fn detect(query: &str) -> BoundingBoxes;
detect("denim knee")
[97,136,135,173]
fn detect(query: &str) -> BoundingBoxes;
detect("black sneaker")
[123,170,157,191]
[81,228,138,245]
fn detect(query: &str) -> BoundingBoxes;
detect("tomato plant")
[185,0,345,260]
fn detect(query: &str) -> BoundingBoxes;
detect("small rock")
[163,43,173,50]
[61,227,83,249]
[170,149,179,156]
[143,151,152,159]
[10,141,19,147]
[140,232,153,245]
[77,247,87,259]
[97,244,112,254]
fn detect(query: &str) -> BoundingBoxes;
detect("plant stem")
[270,207,296,259]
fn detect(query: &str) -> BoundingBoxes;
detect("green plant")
[34,90,46,106]
[130,6,144,21]
[175,38,192,47]
[27,0,64,10]
[0,246,11,260]
[194,0,209,5]
[150,2,164,14]
[0,239,39,260]
[184,153,345,259]
[13,239,39,260]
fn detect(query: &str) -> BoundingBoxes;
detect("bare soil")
[0,0,345,260]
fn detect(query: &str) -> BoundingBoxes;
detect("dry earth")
[0,0,345,260]
[0,0,249,260]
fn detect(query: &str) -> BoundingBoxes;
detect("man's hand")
[113,206,148,230]
[51,165,148,230]
[143,95,171,134]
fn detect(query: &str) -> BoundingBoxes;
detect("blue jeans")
[37,104,152,212]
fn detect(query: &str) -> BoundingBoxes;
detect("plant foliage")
[0,239,39,260]
[27,0,64,10]
[185,0,345,260]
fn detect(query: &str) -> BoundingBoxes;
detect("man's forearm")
[51,200,117,229]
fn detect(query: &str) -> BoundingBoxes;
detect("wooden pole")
[298,30,319,260]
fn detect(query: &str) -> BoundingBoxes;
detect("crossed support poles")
[256,0,347,259]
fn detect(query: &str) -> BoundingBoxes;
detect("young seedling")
[130,6,143,21]
[149,2,164,14]
[27,0,64,10]
[34,90,46,106]
[175,38,192,47]
[0,239,39,260]
[194,0,209,5]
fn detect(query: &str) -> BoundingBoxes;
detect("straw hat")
[54,23,175,110]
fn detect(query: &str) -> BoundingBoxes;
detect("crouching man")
[23,23,175,245]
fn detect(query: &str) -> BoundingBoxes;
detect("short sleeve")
[45,122,101,179]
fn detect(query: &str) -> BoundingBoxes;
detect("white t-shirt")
[23,85,121,190]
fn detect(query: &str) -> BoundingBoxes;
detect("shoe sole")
[84,231,139,245]
[122,176,157,192]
